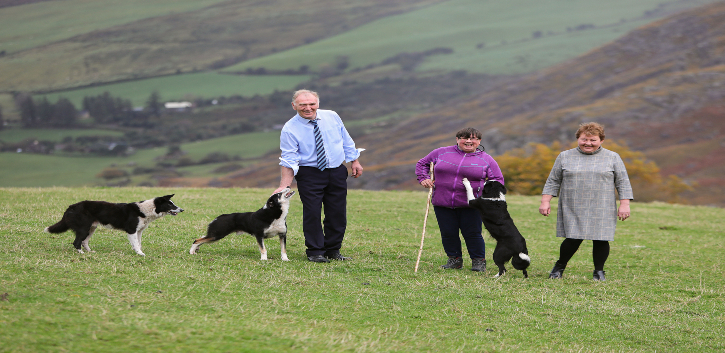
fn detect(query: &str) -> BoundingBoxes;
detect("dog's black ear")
[483,182,492,194]
[499,183,507,195]
[163,194,175,199]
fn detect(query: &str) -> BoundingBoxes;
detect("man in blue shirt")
[274,90,363,263]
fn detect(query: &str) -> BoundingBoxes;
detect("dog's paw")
[281,255,290,261]
[462,178,471,187]
[136,251,146,256]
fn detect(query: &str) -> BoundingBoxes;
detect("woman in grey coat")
[539,122,633,281]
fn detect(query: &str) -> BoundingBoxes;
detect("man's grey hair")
[292,89,320,104]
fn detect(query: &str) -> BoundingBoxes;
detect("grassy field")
[0,0,229,54]
[3,0,717,105]
[36,73,312,108]
[228,0,720,75]
[1,187,723,352]
[0,131,281,187]
[0,128,124,144]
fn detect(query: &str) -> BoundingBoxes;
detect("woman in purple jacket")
[416,127,505,272]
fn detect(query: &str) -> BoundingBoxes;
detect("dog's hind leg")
[189,237,216,254]
[72,229,90,254]
[81,224,97,253]
[127,232,145,256]
[256,236,267,260]
[279,234,289,261]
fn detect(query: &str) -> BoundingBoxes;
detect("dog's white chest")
[263,203,289,237]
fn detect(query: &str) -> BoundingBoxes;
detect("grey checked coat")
[542,147,634,241]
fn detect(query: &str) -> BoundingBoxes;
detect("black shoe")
[307,255,330,263]
[326,253,351,261]
[471,258,486,272]
[593,270,606,281]
[441,256,463,269]
[549,262,566,279]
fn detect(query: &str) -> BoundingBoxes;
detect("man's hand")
[351,160,363,178]
[274,167,294,195]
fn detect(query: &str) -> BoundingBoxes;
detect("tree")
[52,98,78,127]
[15,93,37,128]
[146,91,161,117]
[36,97,54,126]
[0,104,4,130]
[495,140,693,203]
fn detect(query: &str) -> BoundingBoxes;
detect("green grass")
[228,0,720,75]
[0,0,229,54]
[0,131,281,187]
[0,128,124,144]
[37,73,312,108]
[1,188,723,351]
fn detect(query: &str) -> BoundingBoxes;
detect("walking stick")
[414,163,434,273]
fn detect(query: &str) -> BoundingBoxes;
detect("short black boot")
[471,258,486,272]
[593,270,606,281]
[549,262,566,279]
[441,256,463,269]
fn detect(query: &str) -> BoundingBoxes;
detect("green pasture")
[37,73,312,108]
[228,0,720,75]
[0,0,229,54]
[1,188,723,352]
[0,128,123,144]
[0,131,280,187]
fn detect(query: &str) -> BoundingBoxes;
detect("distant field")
[37,73,312,108]
[229,0,720,75]
[0,0,229,54]
[0,131,281,187]
[0,128,124,144]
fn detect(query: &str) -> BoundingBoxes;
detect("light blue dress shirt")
[279,109,361,175]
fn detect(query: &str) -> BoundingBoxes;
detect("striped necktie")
[309,119,328,170]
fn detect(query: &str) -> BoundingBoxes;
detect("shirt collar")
[295,114,320,123]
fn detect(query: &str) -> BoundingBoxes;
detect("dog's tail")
[512,252,531,271]
[45,218,70,234]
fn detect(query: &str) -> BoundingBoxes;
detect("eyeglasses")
[458,137,480,141]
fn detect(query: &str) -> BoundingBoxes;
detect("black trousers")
[295,165,348,257]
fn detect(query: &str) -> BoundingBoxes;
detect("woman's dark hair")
[455,127,482,140]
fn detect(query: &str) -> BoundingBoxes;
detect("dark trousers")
[433,206,485,259]
[295,165,348,257]
[557,238,610,271]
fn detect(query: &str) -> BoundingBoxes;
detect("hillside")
[214,1,725,207]
[0,0,445,92]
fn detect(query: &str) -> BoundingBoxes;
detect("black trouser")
[556,238,610,271]
[295,165,348,257]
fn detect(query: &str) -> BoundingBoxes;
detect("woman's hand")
[420,179,434,188]
[618,200,631,221]
[539,195,553,216]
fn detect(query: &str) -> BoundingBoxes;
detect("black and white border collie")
[462,178,531,278]
[189,187,296,261]
[45,194,184,256]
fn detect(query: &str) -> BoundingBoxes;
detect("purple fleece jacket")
[416,146,505,208]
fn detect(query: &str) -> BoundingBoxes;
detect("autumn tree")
[496,140,692,204]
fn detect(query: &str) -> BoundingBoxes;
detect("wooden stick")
[414,163,434,273]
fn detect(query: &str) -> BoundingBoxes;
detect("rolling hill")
[215,1,725,207]
[1,0,725,207]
